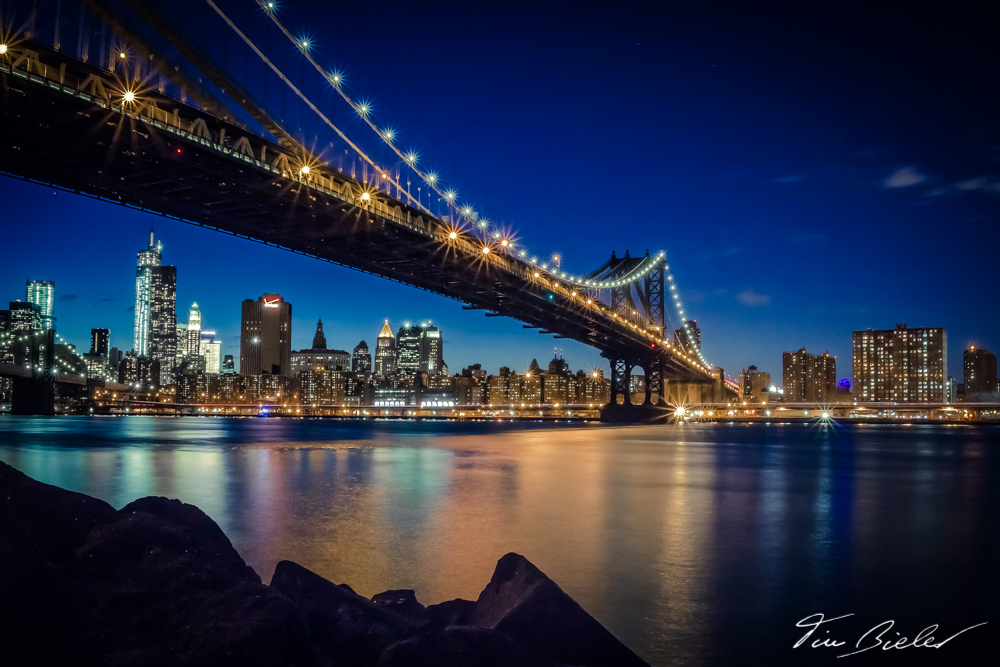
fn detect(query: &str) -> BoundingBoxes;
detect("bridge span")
[0,4,733,417]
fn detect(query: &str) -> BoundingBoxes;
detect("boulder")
[378,625,555,667]
[74,496,316,667]
[472,553,649,667]
[270,559,409,666]
[371,589,428,625]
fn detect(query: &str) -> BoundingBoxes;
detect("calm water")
[1,416,998,666]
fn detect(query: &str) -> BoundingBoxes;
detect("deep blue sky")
[1,0,998,381]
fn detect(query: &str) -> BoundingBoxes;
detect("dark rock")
[0,460,116,565]
[378,625,555,667]
[425,598,477,628]
[74,496,317,667]
[371,588,428,625]
[0,461,115,664]
[270,559,408,666]
[472,553,650,667]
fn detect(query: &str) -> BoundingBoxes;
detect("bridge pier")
[11,375,55,416]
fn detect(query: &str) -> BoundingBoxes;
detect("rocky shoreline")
[0,461,649,666]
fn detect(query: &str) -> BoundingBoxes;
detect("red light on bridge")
[175,148,182,154]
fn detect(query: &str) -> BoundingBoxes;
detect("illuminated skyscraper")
[149,265,177,385]
[133,232,162,355]
[240,293,292,376]
[782,348,837,402]
[396,324,423,374]
[25,280,55,330]
[419,326,444,375]
[200,331,222,375]
[675,319,700,353]
[374,320,397,376]
[90,328,110,359]
[852,324,947,402]
[964,344,998,396]
[352,340,372,374]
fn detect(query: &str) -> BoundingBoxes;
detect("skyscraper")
[240,293,292,376]
[149,265,177,385]
[25,280,55,330]
[133,232,162,356]
[782,348,837,402]
[90,328,110,359]
[419,325,444,375]
[8,301,40,331]
[374,320,397,376]
[396,324,423,373]
[675,319,701,353]
[852,324,947,402]
[200,331,222,375]
[222,355,235,375]
[964,345,998,396]
[352,340,372,374]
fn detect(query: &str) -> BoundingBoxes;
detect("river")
[1,416,997,666]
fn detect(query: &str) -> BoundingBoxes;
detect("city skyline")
[1,232,997,383]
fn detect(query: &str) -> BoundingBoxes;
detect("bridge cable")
[204,0,432,215]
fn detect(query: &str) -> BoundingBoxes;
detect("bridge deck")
[0,41,713,382]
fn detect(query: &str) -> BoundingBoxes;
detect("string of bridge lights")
[230,2,710,369]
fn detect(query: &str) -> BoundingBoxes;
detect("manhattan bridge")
[0,0,736,418]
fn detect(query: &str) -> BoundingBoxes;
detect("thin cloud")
[58,294,78,302]
[736,289,772,307]
[773,175,804,184]
[125,305,135,312]
[926,175,1000,197]
[94,297,117,306]
[720,246,741,257]
[884,166,927,188]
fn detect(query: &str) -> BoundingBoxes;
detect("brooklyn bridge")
[0,0,736,418]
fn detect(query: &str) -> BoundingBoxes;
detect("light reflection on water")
[1,416,998,666]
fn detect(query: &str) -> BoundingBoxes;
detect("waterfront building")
[964,345,998,396]
[200,331,222,375]
[419,326,444,375]
[90,328,110,359]
[149,266,177,386]
[352,340,372,374]
[222,355,235,375]
[852,324,947,402]
[522,371,542,404]
[240,293,292,376]
[396,324,423,374]
[543,357,575,405]
[25,280,55,330]
[374,320,397,376]
[675,319,701,353]
[300,367,352,405]
[133,232,163,356]
[782,348,837,402]
[739,365,771,403]
[291,320,350,375]
[488,367,522,405]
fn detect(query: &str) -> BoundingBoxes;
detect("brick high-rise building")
[852,324,946,402]
[964,344,998,396]
[782,348,837,402]
[240,293,292,376]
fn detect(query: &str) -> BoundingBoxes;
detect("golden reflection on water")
[5,419,995,666]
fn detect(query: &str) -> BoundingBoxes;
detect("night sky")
[1,0,997,381]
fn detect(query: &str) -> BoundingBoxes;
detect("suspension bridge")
[0,0,735,418]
